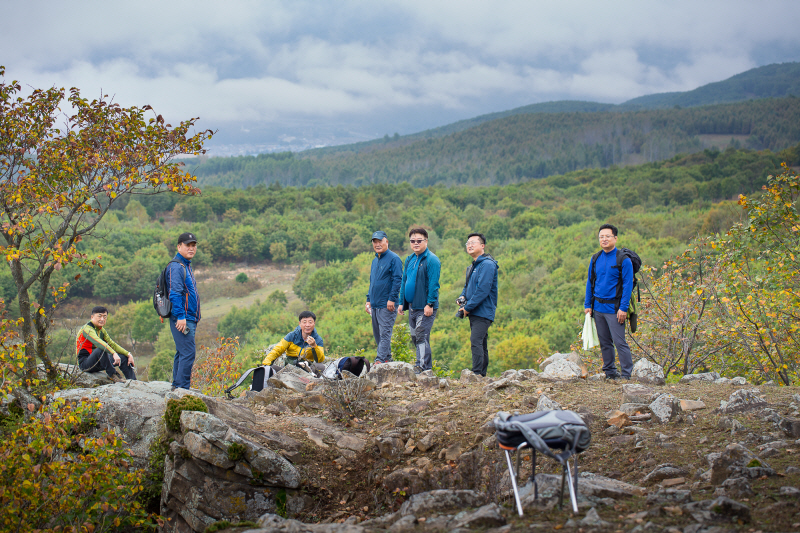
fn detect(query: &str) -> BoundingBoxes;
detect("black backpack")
[153,260,186,318]
[589,248,641,327]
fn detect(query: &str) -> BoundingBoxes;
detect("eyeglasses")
[465,241,482,247]
[409,239,426,244]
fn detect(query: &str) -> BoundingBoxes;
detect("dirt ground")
[240,375,800,531]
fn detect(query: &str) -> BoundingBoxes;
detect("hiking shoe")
[414,365,423,375]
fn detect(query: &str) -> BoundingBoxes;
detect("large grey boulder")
[778,417,800,438]
[541,358,583,382]
[370,362,416,385]
[649,393,679,423]
[161,411,301,533]
[54,380,172,467]
[679,372,720,384]
[631,359,665,385]
[717,389,767,414]
[709,443,774,485]
[539,352,588,378]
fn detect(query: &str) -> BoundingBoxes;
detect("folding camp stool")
[494,410,591,517]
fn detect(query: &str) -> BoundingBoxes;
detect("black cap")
[178,232,198,245]
[371,230,388,241]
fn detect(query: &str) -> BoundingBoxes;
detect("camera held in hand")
[455,296,467,319]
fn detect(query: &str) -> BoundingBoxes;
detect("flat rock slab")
[399,489,487,516]
[369,362,416,385]
[304,428,328,448]
[622,384,659,405]
[336,434,367,452]
[680,399,707,411]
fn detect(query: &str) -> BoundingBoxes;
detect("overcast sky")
[3,1,800,154]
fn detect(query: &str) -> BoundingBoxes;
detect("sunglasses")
[409,239,426,244]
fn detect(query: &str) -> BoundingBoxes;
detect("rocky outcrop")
[39,363,116,387]
[161,411,301,533]
[53,380,172,467]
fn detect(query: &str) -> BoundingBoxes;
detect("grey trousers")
[371,307,397,363]
[594,311,633,378]
[469,315,492,377]
[409,308,437,371]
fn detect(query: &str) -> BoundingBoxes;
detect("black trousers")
[469,315,492,377]
[78,348,136,380]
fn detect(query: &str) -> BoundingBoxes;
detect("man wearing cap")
[365,231,402,364]
[168,232,201,390]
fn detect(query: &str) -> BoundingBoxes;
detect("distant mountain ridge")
[305,62,800,157]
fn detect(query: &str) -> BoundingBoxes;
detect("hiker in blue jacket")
[584,223,633,380]
[458,233,498,377]
[168,232,201,390]
[364,230,402,364]
[398,227,441,374]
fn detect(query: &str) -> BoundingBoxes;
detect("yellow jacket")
[263,326,325,366]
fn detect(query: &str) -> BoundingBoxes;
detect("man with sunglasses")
[398,228,441,374]
[458,233,498,377]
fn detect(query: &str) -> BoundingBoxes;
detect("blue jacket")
[367,249,403,308]
[460,254,499,322]
[168,253,201,322]
[401,248,441,310]
[584,248,633,314]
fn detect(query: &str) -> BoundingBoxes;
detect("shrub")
[235,272,249,284]
[191,337,243,397]
[0,398,158,531]
[227,442,246,462]
[164,396,208,432]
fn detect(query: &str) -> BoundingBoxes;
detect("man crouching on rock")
[76,306,136,382]
[262,311,325,373]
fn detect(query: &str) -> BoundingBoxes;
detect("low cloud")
[2,0,798,144]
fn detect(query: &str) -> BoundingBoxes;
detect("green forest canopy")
[11,144,791,376]
[188,97,800,189]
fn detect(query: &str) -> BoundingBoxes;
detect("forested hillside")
[191,97,800,188]
[15,144,793,377]
[297,61,800,157]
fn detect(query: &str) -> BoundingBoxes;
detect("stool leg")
[504,449,524,517]
[565,460,578,514]
[559,465,565,510]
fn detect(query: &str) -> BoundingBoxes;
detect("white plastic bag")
[582,313,599,350]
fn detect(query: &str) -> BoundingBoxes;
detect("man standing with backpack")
[584,223,634,380]
[168,232,201,390]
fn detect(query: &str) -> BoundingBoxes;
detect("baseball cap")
[371,230,388,241]
[178,232,198,245]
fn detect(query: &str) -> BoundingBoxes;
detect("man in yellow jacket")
[262,311,325,371]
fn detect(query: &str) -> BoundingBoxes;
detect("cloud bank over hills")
[3,1,799,154]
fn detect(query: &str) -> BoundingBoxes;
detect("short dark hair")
[298,311,316,322]
[408,227,428,239]
[91,306,108,316]
[467,232,486,245]
[598,223,618,237]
